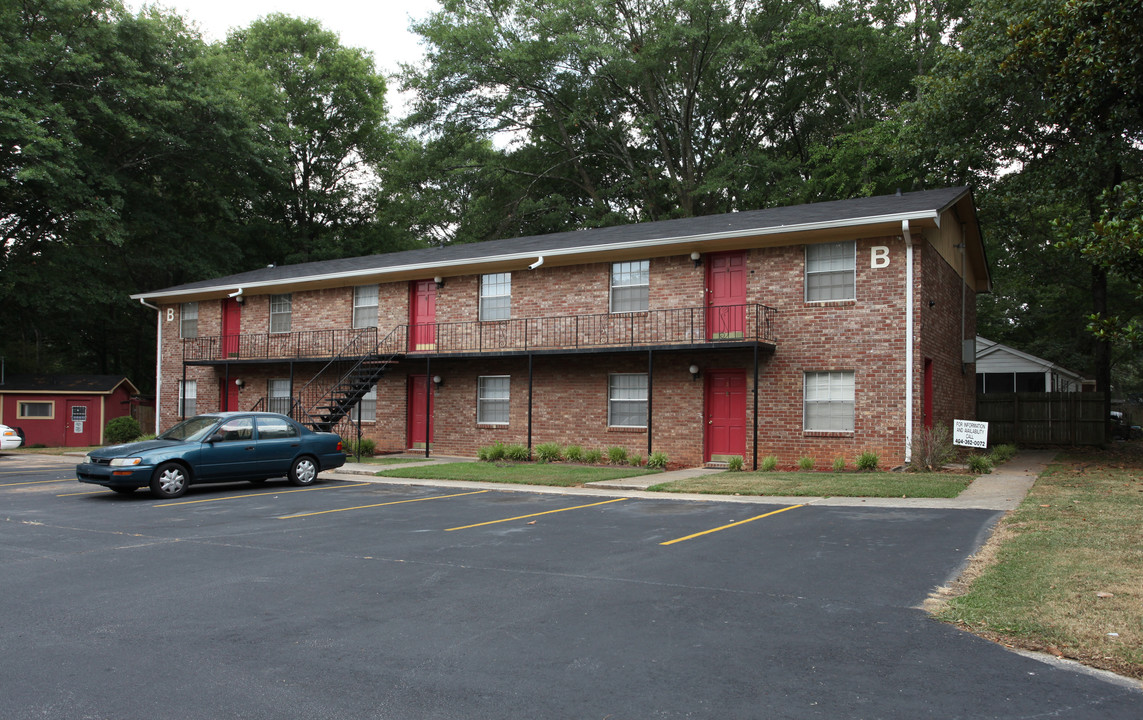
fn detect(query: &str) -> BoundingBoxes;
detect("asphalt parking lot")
[2,453,1140,719]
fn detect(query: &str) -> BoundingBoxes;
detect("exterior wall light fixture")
[234,378,244,388]
[434,276,445,289]
[689,364,700,381]
[690,251,702,268]
[432,375,444,387]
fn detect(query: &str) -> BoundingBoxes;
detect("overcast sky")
[129,1,442,112]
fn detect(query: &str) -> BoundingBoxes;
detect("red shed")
[0,375,141,447]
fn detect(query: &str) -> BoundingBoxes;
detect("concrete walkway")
[327,449,1057,511]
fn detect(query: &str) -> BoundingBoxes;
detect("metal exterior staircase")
[289,326,405,433]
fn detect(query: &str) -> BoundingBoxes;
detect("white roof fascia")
[131,209,942,302]
[975,338,1085,380]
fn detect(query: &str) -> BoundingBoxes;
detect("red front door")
[65,400,97,447]
[706,251,747,339]
[407,375,434,449]
[705,370,746,462]
[410,280,437,350]
[219,380,240,412]
[222,298,242,357]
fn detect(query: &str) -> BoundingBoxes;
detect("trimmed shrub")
[968,454,993,474]
[345,438,376,458]
[798,456,814,471]
[856,451,880,472]
[478,442,507,462]
[564,445,585,463]
[727,455,745,472]
[989,444,1017,464]
[105,416,142,445]
[505,444,530,461]
[646,451,669,469]
[607,446,629,465]
[584,448,603,464]
[629,454,644,467]
[832,456,846,472]
[535,442,563,463]
[760,455,778,472]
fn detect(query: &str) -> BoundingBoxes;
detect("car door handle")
[245,446,255,451]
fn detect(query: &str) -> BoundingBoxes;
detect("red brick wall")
[154,234,975,468]
[918,241,978,435]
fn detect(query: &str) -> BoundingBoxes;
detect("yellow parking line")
[445,497,626,531]
[660,504,805,546]
[58,490,107,496]
[157,483,371,507]
[0,478,74,488]
[279,489,489,519]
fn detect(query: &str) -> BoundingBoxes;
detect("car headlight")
[83,455,92,464]
[109,457,143,467]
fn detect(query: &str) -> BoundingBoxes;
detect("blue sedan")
[77,412,346,499]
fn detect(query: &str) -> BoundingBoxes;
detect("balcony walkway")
[182,303,777,365]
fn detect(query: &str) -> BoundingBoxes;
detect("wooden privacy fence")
[976,392,1106,445]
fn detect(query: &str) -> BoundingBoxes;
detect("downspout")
[903,220,915,465]
[960,227,968,374]
[139,298,162,434]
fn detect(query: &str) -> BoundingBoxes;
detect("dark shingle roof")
[0,375,138,394]
[135,187,974,298]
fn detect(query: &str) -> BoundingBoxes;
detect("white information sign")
[954,419,988,448]
[74,421,84,434]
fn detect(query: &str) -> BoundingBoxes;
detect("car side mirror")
[208,432,227,444]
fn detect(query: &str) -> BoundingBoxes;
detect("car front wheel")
[150,462,189,499]
[289,456,318,486]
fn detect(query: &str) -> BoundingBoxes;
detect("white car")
[1,424,23,450]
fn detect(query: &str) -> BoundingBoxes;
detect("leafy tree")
[0,0,263,384]
[913,0,1143,403]
[224,14,395,262]
[398,0,966,240]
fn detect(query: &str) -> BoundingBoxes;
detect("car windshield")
[158,416,221,442]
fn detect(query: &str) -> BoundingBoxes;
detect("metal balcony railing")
[182,304,775,363]
[183,327,378,362]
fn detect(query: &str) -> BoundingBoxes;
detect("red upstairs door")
[705,370,746,462]
[706,251,747,339]
[407,375,434,449]
[221,298,242,357]
[410,280,437,351]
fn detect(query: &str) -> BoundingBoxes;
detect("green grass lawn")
[930,446,1143,679]
[648,470,972,498]
[374,461,659,487]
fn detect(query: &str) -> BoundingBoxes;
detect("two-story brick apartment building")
[133,187,990,469]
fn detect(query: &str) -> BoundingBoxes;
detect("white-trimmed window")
[18,401,53,419]
[610,260,649,313]
[804,371,855,432]
[270,294,293,333]
[608,373,648,427]
[268,379,291,415]
[805,241,856,302]
[350,385,377,423]
[477,376,510,425]
[178,380,197,417]
[353,285,378,328]
[180,302,198,338]
[479,273,511,321]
